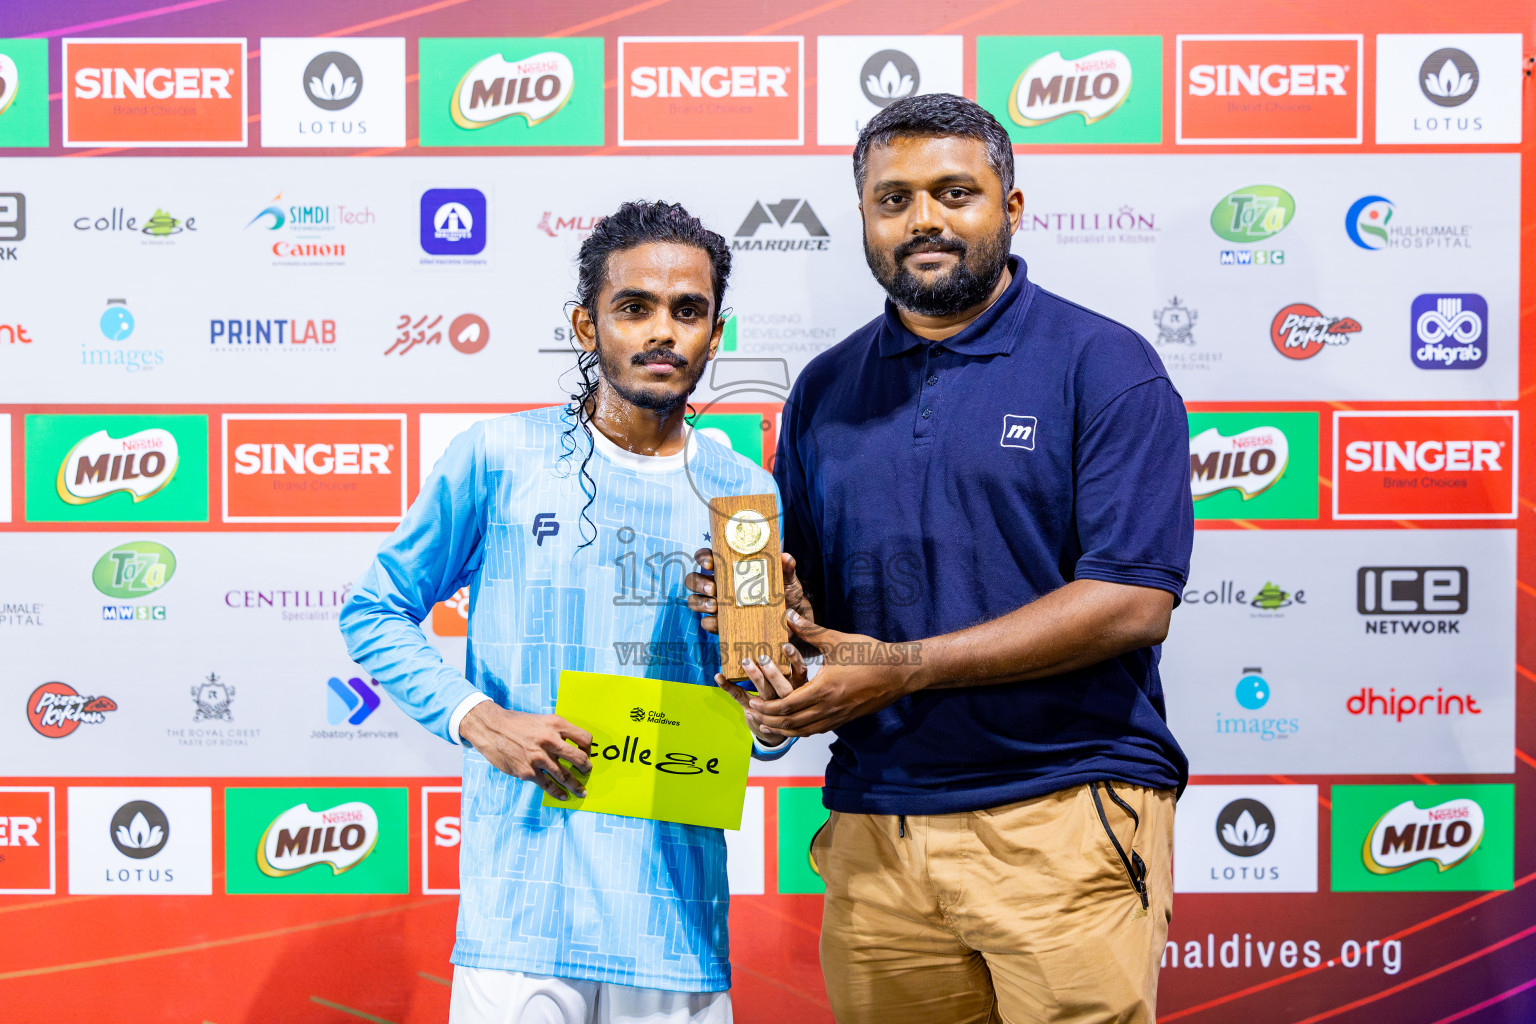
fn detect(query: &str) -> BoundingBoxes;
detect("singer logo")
[619,37,802,146]
[0,788,55,894]
[56,428,179,505]
[451,51,574,129]
[223,414,407,523]
[63,38,247,147]
[422,787,461,893]
[1176,35,1361,144]
[1333,411,1516,520]
[258,801,378,877]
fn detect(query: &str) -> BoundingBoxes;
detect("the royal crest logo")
[258,801,379,877]
[1364,798,1484,874]
[1189,426,1288,500]
[1008,49,1132,126]
[56,428,178,505]
[451,51,574,129]
[191,673,234,722]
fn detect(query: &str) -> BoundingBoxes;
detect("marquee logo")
[452,51,574,128]
[1269,304,1360,360]
[92,541,176,599]
[1189,426,1287,500]
[619,36,802,146]
[258,801,378,876]
[223,413,407,523]
[27,681,117,738]
[1176,35,1361,144]
[56,428,179,505]
[1008,49,1131,126]
[733,198,829,252]
[63,38,247,147]
[1333,411,1516,520]
[1411,293,1486,370]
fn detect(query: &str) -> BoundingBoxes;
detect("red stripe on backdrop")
[1428,976,1536,1024]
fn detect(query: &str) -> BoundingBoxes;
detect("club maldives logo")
[1420,48,1478,107]
[1177,35,1362,144]
[223,413,407,523]
[258,801,379,876]
[56,428,178,505]
[1008,48,1132,126]
[1411,293,1486,369]
[1334,411,1515,520]
[619,36,803,146]
[1190,425,1287,500]
[27,681,118,738]
[63,38,247,147]
[419,39,602,147]
[1269,304,1361,360]
[452,50,574,128]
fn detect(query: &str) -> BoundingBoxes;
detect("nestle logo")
[1000,414,1037,450]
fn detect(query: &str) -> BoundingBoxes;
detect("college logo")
[815,36,962,145]
[1188,413,1318,520]
[386,313,489,356]
[223,413,407,523]
[1411,294,1486,370]
[26,681,117,738]
[62,38,247,147]
[979,36,1160,143]
[0,40,49,147]
[422,787,461,894]
[732,198,829,253]
[420,187,486,259]
[226,787,407,893]
[260,38,405,147]
[66,787,213,894]
[419,38,603,147]
[191,673,234,722]
[1332,785,1512,892]
[1176,35,1362,144]
[1269,304,1360,360]
[73,206,198,241]
[26,415,208,523]
[56,427,178,505]
[1375,35,1521,144]
[999,414,1037,450]
[1174,786,1317,893]
[1181,579,1306,613]
[619,37,803,146]
[326,676,380,725]
[0,787,55,894]
[1334,411,1516,520]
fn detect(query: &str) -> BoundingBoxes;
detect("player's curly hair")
[559,200,732,548]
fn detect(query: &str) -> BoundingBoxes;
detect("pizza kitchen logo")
[63,38,247,147]
[1189,425,1287,501]
[258,801,379,877]
[55,428,178,505]
[27,681,118,738]
[1270,303,1361,360]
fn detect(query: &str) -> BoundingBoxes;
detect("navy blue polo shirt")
[775,257,1193,815]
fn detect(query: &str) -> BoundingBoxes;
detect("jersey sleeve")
[1072,377,1193,601]
[340,423,488,744]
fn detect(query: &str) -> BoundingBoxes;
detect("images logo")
[56,427,177,504]
[1333,411,1515,520]
[1177,35,1361,144]
[978,36,1160,143]
[0,787,55,894]
[63,38,247,147]
[27,681,117,738]
[1420,48,1477,106]
[1270,304,1361,360]
[451,50,573,128]
[93,540,176,599]
[1216,798,1275,856]
[419,38,603,147]
[223,413,407,523]
[1332,785,1512,892]
[1345,195,1393,250]
[733,198,829,252]
[1217,667,1299,742]
[619,36,803,146]
[0,40,49,147]
[100,298,134,340]
[1411,293,1486,370]
[420,188,486,257]
[1188,412,1318,520]
[1234,669,1269,710]
[226,787,407,893]
[326,676,380,725]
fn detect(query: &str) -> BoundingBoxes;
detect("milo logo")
[258,801,379,877]
[56,428,179,504]
[1364,798,1483,874]
[451,51,575,129]
[1189,425,1288,501]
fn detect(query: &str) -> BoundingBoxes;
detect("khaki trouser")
[813,782,1175,1024]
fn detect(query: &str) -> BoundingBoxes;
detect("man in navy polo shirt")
[689,94,1192,1023]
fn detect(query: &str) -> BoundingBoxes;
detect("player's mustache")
[893,235,968,262]
[632,348,687,367]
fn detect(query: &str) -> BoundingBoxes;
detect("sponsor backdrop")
[0,2,1531,1023]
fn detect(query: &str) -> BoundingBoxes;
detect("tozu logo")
[1008,48,1132,127]
[56,428,179,505]
[619,36,802,146]
[223,414,407,523]
[258,801,378,877]
[1364,798,1484,874]
[1176,35,1361,144]
[63,38,247,147]
[1189,425,1288,501]
[451,50,575,129]
[1334,411,1516,520]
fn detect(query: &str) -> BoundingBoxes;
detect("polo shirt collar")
[878,255,1032,358]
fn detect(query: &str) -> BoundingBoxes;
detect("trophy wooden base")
[709,494,791,682]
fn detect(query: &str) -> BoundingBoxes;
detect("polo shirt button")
[926,375,938,386]
[922,409,932,419]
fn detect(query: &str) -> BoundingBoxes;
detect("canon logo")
[1343,440,1501,473]
[74,66,232,100]
[234,442,391,476]
[1187,63,1347,98]
[628,65,788,99]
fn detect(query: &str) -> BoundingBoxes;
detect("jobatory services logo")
[619,36,803,146]
[418,38,603,147]
[0,787,55,894]
[25,414,208,524]
[258,37,409,148]
[422,787,461,894]
[1411,293,1487,370]
[66,787,213,894]
[815,36,963,145]
[1211,184,1293,266]
[1188,412,1319,520]
[1344,196,1472,252]
[325,676,380,726]
[732,198,829,252]
[1269,304,1361,360]
[978,35,1161,143]
[26,681,118,738]
[225,787,408,894]
[386,313,489,356]
[1174,786,1318,893]
[1375,35,1522,144]
[62,38,247,147]
[246,192,376,267]
[222,413,407,523]
[0,40,49,146]
[1176,34,1362,144]
[1332,785,1512,892]
[1333,411,1516,520]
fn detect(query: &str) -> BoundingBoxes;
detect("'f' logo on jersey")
[532,512,560,545]
[1000,415,1037,450]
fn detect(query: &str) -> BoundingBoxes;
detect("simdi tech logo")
[976,35,1162,144]
[24,414,210,523]
[259,37,407,148]
[1333,411,1516,520]
[619,37,803,146]
[1188,411,1319,520]
[0,787,55,894]
[1332,784,1512,892]
[62,38,247,147]
[1176,35,1362,144]
[222,413,407,523]
[0,39,50,147]
[417,38,603,147]
[224,787,407,894]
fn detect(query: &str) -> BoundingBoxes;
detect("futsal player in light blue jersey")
[341,202,806,1024]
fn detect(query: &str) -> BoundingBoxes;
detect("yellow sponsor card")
[542,670,752,830]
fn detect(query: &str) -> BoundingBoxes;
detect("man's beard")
[592,324,708,414]
[864,221,1013,318]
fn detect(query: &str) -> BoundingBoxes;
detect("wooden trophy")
[709,494,791,682]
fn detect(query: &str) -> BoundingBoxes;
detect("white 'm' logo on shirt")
[1000,414,1037,450]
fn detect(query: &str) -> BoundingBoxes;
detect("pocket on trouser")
[1089,781,1150,914]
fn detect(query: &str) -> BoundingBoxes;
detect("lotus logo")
[1419,48,1478,107]
[1365,798,1484,873]
[110,800,169,859]
[258,801,379,877]
[92,541,177,599]
[304,51,362,111]
[1210,185,1295,242]
[1008,49,1132,127]
[859,49,918,107]
[1189,426,1288,500]
[1345,195,1394,251]
[0,53,18,118]
[451,51,575,129]
[1216,799,1275,857]
[56,428,179,505]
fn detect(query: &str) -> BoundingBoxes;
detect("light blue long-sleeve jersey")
[340,406,780,992]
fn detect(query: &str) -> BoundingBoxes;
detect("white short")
[448,966,733,1024]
